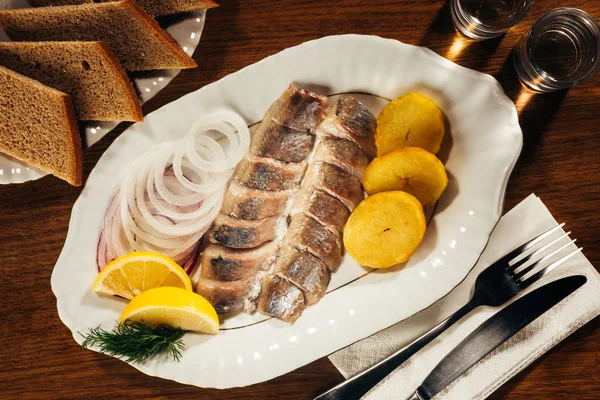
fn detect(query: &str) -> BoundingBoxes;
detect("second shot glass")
[513,8,600,92]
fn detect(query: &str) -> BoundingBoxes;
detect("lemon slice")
[93,251,192,299]
[121,287,219,334]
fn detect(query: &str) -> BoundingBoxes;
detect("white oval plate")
[52,34,522,389]
[0,0,206,184]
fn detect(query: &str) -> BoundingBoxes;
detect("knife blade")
[408,275,587,400]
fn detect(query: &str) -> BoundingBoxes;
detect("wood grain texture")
[0,0,599,399]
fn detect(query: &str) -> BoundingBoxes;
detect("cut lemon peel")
[121,287,219,334]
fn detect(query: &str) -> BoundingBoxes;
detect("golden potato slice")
[375,92,445,156]
[363,147,448,206]
[343,191,426,268]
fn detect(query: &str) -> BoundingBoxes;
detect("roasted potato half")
[363,147,448,206]
[343,191,426,268]
[375,92,445,156]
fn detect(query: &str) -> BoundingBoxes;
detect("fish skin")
[264,84,327,132]
[275,246,330,306]
[197,277,263,314]
[291,188,350,234]
[284,213,343,272]
[235,156,307,192]
[250,119,316,163]
[209,213,279,249]
[200,242,277,282]
[221,181,290,220]
[258,274,306,323]
[314,137,369,180]
[318,96,377,159]
[303,161,364,212]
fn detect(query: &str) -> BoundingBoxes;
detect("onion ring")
[98,111,250,272]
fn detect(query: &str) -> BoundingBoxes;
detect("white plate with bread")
[0,0,217,185]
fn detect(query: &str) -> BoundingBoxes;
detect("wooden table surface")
[1,0,599,399]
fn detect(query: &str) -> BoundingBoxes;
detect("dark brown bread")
[0,66,82,186]
[28,0,92,5]
[29,0,219,17]
[0,0,197,71]
[103,0,219,17]
[0,41,143,122]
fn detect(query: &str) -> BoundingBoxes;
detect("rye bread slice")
[0,66,82,186]
[103,0,219,17]
[0,41,143,122]
[28,0,92,6]
[0,0,197,71]
[29,0,219,17]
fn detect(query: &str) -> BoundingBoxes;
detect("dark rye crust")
[124,0,197,69]
[61,91,83,186]
[95,41,143,121]
[29,0,219,17]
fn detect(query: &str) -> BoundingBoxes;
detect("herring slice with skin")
[208,213,280,249]
[200,242,278,282]
[275,246,330,306]
[303,161,364,212]
[235,155,307,192]
[221,181,290,220]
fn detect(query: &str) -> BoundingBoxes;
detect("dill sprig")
[79,320,187,364]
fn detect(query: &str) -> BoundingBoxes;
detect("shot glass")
[450,0,535,40]
[514,8,600,92]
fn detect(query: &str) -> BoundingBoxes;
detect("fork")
[314,224,582,400]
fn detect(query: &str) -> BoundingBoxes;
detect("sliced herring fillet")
[200,242,277,282]
[314,137,369,180]
[255,95,376,322]
[275,246,330,306]
[264,84,327,132]
[318,96,377,159]
[197,277,262,314]
[283,213,343,272]
[291,188,349,234]
[257,275,306,323]
[235,156,307,192]
[221,181,290,220]
[250,119,316,163]
[199,85,326,316]
[303,161,364,212]
[209,213,279,249]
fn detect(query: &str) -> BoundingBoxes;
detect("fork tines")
[505,224,582,287]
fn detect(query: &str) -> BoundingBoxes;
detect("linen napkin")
[329,194,600,399]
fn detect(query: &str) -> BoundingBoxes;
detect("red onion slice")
[96,229,108,272]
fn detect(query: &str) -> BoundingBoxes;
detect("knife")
[407,275,587,400]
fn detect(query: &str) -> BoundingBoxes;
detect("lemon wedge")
[120,287,219,334]
[93,251,192,299]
